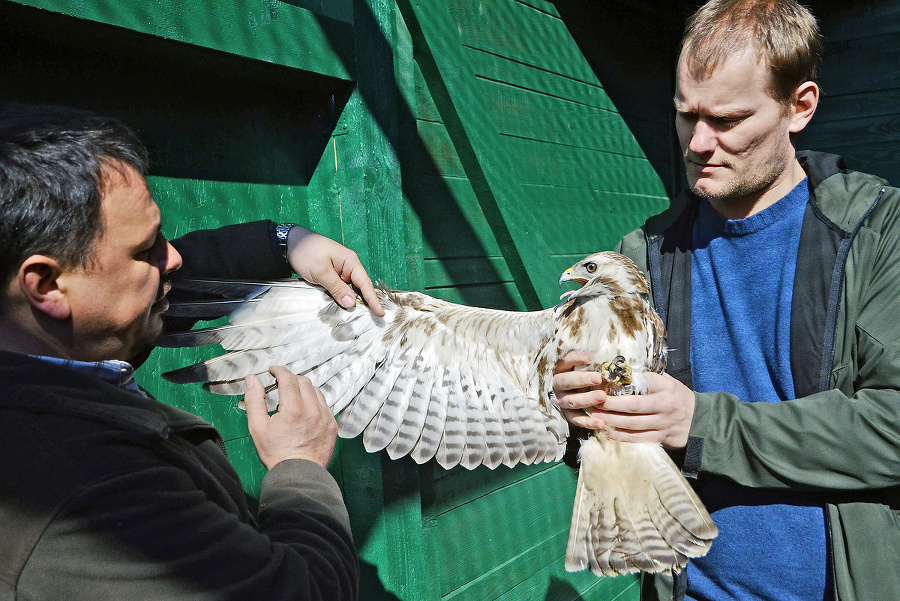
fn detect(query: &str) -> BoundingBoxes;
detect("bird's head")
[558,251,648,301]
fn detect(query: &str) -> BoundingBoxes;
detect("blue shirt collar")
[30,355,144,395]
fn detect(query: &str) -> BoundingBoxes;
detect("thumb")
[243,374,269,433]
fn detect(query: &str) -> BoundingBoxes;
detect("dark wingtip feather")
[161,362,211,384]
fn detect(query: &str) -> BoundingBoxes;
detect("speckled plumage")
[159,251,716,575]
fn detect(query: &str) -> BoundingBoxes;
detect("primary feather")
[159,251,716,576]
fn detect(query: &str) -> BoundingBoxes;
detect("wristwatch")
[275,222,297,264]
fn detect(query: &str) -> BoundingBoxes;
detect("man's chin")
[689,180,724,201]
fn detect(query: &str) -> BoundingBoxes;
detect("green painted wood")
[478,79,656,159]
[399,0,671,309]
[464,49,617,113]
[423,256,514,287]
[397,0,544,310]
[427,463,555,513]
[7,0,355,80]
[424,464,582,598]
[447,0,597,86]
[0,0,351,187]
[310,1,433,599]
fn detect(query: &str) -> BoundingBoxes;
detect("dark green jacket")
[0,221,358,600]
[617,152,900,601]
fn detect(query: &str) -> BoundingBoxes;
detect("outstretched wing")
[159,278,569,470]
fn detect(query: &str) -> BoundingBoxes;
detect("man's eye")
[714,116,745,129]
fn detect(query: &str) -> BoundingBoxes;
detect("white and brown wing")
[159,278,569,470]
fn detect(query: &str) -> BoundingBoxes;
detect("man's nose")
[161,241,183,274]
[688,119,717,155]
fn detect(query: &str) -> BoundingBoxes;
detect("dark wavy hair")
[680,0,823,105]
[0,104,149,292]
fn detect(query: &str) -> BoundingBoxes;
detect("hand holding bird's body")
[555,360,697,449]
[159,251,716,576]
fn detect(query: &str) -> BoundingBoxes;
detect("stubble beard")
[687,153,789,207]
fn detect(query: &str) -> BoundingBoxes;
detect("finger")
[600,393,651,415]
[554,370,605,395]
[348,268,385,317]
[555,389,607,412]
[315,270,360,312]
[243,374,269,434]
[554,350,594,373]
[561,408,606,430]
[268,365,303,414]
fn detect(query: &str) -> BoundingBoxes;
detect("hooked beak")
[558,268,588,288]
[558,268,589,301]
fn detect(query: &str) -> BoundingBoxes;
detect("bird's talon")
[599,355,633,386]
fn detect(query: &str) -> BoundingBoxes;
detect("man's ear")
[17,256,72,321]
[789,81,819,134]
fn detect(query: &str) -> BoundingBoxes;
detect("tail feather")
[564,435,717,577]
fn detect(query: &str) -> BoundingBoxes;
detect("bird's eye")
[585,262,597,273]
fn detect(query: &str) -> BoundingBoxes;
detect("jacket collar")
[0,350,216,441]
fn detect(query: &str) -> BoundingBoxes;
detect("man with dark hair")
[0,104,382,600]
[555,1,900,599]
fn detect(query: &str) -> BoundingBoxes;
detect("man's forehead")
[675,51,772,105]
[97,162,160,234]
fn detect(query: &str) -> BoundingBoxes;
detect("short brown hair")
[0,104,149,292]
[680,0,823,105]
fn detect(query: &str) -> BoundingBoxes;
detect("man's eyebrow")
[672,99,751,120]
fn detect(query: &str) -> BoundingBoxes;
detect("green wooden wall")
[10,0,897,599]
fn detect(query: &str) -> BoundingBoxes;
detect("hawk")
[159,251,717,576]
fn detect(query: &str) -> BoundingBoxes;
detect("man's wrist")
[273,222,297,268]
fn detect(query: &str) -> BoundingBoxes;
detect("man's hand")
[600,372,695,449]
[286,226,385,317]
[553,351,695,449]
[553,351,609,430]
[244,366,338,469]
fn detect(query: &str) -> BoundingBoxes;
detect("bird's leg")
[599,355,632,388]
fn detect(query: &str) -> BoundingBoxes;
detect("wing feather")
[161,277,565,471]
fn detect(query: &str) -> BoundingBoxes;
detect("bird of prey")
[158,251,717,576]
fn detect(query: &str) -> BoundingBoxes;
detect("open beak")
[558,268,588,288]
[558,268,589,301]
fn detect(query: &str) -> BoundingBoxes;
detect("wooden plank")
[425,281,527,311]
[415,61,445,123]
[809,88,900,124]
[0,1,350,187]
[813,0,900,42]
[284,0,354,23]
[427,462,560,516]
[416,177,505,258]
[321,2,432,600]
[820,31,900,95]
[465,48,615,113]
[396,0,544,309]
[508,137,669,195]
[494,561,638,601]
[478,79,650,158]
[7,0,354,79]
[417,120,468,178]
[427,463,578,595]
[423,256,514,287]
[448,0,600,86]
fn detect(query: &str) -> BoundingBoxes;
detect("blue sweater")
[687,180,830,601]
